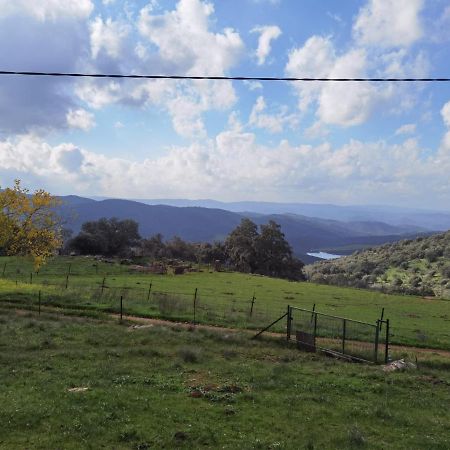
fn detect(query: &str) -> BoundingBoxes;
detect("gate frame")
[287,305,390,364]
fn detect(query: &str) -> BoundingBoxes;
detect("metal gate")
[287,306,389,363]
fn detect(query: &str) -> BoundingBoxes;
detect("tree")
[141,233,166,259]
[68,218,141,256]
[225,218,259,273]
[255,220,305,280]
[225,218,305,280]
[0,180,62,268]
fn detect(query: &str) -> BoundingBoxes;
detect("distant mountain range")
[58,195,442,264]
[108,198,450,232]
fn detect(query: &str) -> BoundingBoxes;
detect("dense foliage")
[225,219,305,280]
[0,180,62,268]
[305,231,450,298]
[68,218,141,257]
[67,217,304,280]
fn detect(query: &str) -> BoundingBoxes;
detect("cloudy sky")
[1,0,450,209]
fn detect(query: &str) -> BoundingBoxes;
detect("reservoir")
[307,251,342,260]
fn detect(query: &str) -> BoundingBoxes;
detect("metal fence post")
[101,277,106,296]
[147,281,153,301]
[313,312,317,347]
[342,318,346,355]
[30,272,33,284]
[286,305,292,341]
[193,288,198,325]
[120,295,123,322]
[385,319,390,364]
[2,262,6,277]
[38,290,41,316]
[374,320,380,363]
[65,274,69,289]
[250,293,256,317]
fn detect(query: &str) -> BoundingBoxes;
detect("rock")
[67,387,89,393]
[383,359,417,372]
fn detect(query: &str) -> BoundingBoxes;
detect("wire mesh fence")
[288,306,388,363]
[0,266,284,330]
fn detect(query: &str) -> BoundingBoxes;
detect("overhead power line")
[0,70,449,82]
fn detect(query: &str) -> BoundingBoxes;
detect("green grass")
[1,256,450,350]
[1,308,450,449]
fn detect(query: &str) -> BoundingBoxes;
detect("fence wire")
[289,307,383,363]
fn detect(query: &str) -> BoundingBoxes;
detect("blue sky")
[0,0,450,209]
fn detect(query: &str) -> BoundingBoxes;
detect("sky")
[1,0,450,210]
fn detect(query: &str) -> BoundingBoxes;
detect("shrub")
[178,346,202,363]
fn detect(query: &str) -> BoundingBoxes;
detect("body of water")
[307,252,342,260]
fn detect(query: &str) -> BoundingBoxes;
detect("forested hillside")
[305,231,450,298]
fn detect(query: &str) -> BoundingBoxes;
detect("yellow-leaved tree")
[0,180,62,269]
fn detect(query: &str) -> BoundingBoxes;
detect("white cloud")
[2,128,450,207]
[114,121,125,129]
[138,0,244,76]
[0,0,94,21]
[395,124,416,135]
[90,16,129,59]
[286,37,382,127]
[353,0,423,47]
[304,121,329,140]
[249,96,298,133]
[285,36,335,112]
[243,80,263,91]
[66,109,96,131]
[77,0,244,138]
[251,25,282,65]
[441,101,450,128]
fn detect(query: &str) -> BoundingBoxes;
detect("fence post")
[101,277,106,295]
[379,308,385,331]
[30,272,33,284]
[147,282,153,301]
[38,290,41,316]
[120,295,123,322]
[342,318,346,355]
[250,293,256,317]
[313,312,317,347]
[68,263,71,276]
[65,274,69,289]
[193,288,198,325]
[2,262,6,276]
[286,305,292,341]
[385,319,390,364]
[374,320,380,363]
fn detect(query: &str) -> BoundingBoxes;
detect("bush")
[178,346,201,363]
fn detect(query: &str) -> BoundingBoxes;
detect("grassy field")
[1,307,450,449]
[1,256,450,350]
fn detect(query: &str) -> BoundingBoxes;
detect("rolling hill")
[58,196,431,263]
[305,231,450,298]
